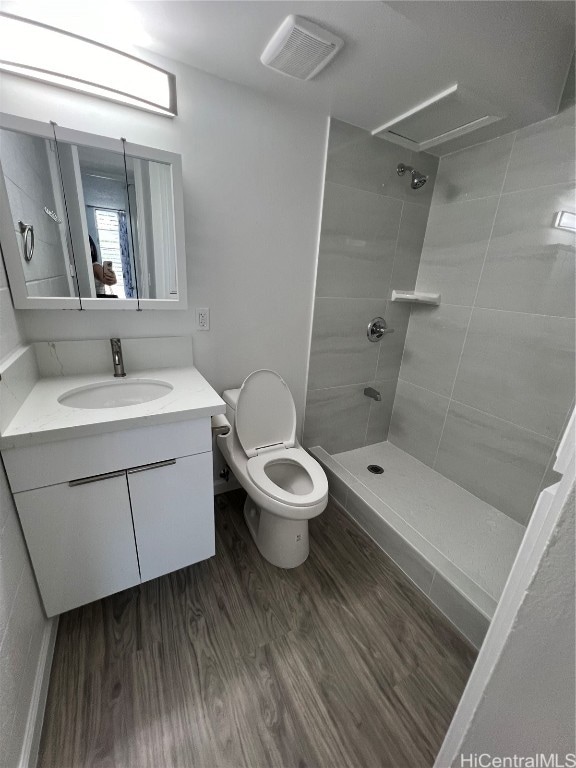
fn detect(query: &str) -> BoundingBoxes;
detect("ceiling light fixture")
[0,12,177,117]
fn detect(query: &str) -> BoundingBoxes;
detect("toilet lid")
[236,370,296,458]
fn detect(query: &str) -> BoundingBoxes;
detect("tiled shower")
[303,104,575,646]
[303,119,438,451]
[390,106,575,525]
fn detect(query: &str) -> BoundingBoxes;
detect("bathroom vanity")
[0,338,225,617]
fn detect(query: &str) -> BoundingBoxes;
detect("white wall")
[0,255,51,767]
[435,413,575,767]
[0,55,329,435]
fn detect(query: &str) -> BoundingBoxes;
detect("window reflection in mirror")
[0,127,79,299]
[124,156,178,300]
[67,144,138,302]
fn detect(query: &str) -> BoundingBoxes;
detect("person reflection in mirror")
[90,236,117,297]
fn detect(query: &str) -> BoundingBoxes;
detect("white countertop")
[0,365,226,449]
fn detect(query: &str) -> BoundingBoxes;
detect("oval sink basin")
[58,379,173,409]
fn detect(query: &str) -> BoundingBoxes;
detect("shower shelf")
[391,290,441,305]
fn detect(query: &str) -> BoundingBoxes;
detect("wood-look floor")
[38,491,476,768]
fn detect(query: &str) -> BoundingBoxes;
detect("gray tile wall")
[304,120,438,453]
[0,129,70,297]
[390,106,576,525]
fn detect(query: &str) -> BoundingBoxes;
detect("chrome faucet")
[110,338,126,377]
[364,387,381,402]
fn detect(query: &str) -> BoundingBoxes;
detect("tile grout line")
[308,376,400,394]
[386,301,574,321]
[385,198,406,316]
[365,200,407,448]
[386,158,444,435]
[324,178,423,205]
[430,178,575,206]
[301,116,331,446]
[362,401,373,447]
[396,375,558,443]
[431,131,519,470]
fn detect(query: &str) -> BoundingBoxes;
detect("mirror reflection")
[124,155,178,301]
[76,145,137,300]
[0,126,78,299]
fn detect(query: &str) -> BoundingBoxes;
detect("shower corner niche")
[0,113,187,311]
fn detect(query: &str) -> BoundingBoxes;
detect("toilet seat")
[246,447,328,507]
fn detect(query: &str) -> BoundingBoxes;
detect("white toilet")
[217,370,328,568]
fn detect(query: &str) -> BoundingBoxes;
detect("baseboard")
[19,617,58,768]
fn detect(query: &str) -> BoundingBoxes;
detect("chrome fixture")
[110,338,126,378]
[367,317,394,342]
[397,162,428,190]
[18,221,34,262]
[43,206,62,224]
[364,387,382,402]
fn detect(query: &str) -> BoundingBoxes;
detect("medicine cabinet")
[0,113,187,310]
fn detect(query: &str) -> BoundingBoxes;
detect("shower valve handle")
[367,317,394,342]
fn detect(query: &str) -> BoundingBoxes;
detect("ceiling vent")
[260,15,344,80]
[371,84,504,151]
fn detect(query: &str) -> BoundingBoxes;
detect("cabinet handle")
[127,459,177,475]
[69,469,126,487]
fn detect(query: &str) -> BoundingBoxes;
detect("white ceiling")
[2,1,575,154]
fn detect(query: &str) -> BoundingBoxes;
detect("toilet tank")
[222,388,241,426]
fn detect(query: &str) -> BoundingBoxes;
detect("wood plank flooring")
[38,491,476,768]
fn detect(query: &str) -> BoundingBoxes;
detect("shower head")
[397,162,428,190]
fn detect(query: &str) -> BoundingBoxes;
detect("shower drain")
[367,464,384,474]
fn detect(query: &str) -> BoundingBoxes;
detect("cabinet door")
[128,452,215,582]
[16,473,140,617]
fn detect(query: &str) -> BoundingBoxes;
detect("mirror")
[0,115,186,310]
[81,146,138,301]
[0,124,79,304]
[53,130,139,308]
[124,154,178,301]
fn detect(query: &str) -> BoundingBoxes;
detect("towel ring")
[18,221,35,262]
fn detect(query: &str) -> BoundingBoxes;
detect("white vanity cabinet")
[127,452,213,582]
[16,473,141,616]
[4,418,215,617]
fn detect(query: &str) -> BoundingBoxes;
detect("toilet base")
[243,496,309,569]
